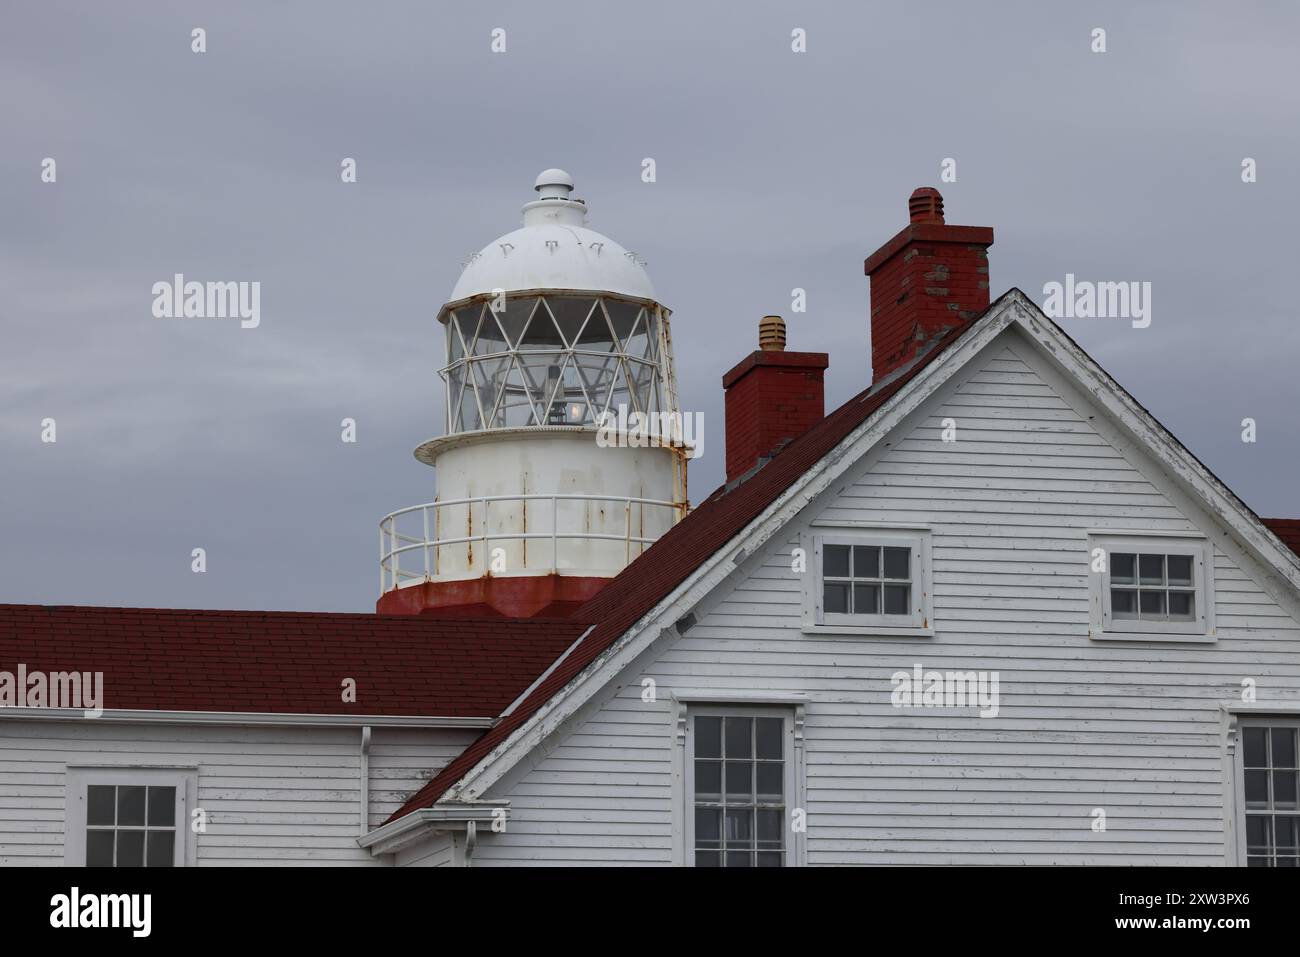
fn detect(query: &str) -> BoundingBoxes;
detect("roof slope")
[0,605,588,717]
[386,309,986,820]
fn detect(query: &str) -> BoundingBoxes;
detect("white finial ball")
[533,169,574,195]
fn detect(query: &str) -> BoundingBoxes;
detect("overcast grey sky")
[2,1,1297,612]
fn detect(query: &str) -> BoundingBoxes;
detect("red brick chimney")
[864,187,994,382]
[723,315,828,482]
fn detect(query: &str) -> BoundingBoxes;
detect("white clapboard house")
[3,176,1299,867]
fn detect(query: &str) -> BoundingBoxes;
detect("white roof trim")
[498,624,595,718]
[359,801,508,856]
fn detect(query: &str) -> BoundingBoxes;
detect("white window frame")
[64,767,197,867]
[1087,533,1214,642]
[801,526,933,637]
[672,696,807,867]
[1231,715,1300,866]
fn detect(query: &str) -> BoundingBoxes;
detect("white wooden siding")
[0,721,476,866]
[472,335,1300,866]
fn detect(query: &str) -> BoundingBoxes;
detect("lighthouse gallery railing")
[379,492,685,593]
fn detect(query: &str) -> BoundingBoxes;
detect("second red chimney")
[722,315,828,483]
[864,187,994,382]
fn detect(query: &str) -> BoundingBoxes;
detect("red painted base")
[376,574,610,619]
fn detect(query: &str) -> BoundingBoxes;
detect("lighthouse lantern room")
[378,170,689,617]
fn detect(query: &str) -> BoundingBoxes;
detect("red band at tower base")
[375,574,610,619]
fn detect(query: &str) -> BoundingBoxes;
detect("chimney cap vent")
[908,187,945,225]
[759,314,786,352]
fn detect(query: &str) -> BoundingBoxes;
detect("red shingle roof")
[386,310,986,820]
[1262,519,1300,559]
[0,605,588,717]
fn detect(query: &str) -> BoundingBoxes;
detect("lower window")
[1242,723,1299,866]
[85,784,178,867]
[689,712,787,867]
[66,768,190,867]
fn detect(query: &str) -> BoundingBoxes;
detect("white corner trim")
[0,707,494,729]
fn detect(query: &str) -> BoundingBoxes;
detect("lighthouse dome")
[446,169,656,306]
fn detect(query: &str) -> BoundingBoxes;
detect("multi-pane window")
[692,715,785,867]
[85,785,177,867]
[1091,537,1210,639]
[1243,725,1300,866]
[823,544,911,616]
[1109,552,1195,622]
[808,532,930,633]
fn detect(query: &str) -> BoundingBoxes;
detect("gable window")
[65,768,192,867]
[802,528,932,636]
[686,710,794,867]
[1089,535,1213,640]
[1241,723,1300,867]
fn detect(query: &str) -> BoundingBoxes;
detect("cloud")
[2,0,1297,610]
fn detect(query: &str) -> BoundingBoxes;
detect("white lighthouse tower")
[378,169,689,617]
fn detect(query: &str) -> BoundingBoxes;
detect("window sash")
[686,709,793,868]
[84,784,178,868]
[1239,722,1300,867]
[814,532,927,629]
[1090,536,1211,638]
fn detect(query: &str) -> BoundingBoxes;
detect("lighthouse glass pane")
[464,307,498,357]
[504,296,544,348]
[458,368,483,433]
[573,353,620,405]
[626,359,658,417]
[577,299,620,352]
[555,361,593,424]
[466,361,491,430]
[474,355,510,428]
[546,296,598,348]
[604,299,641,349]
[447,321,464,365]
[516,353,568,425]
[496,360,539,427]
[606,362,634,419]
[519,298,565,349]
[622,315,652,364]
